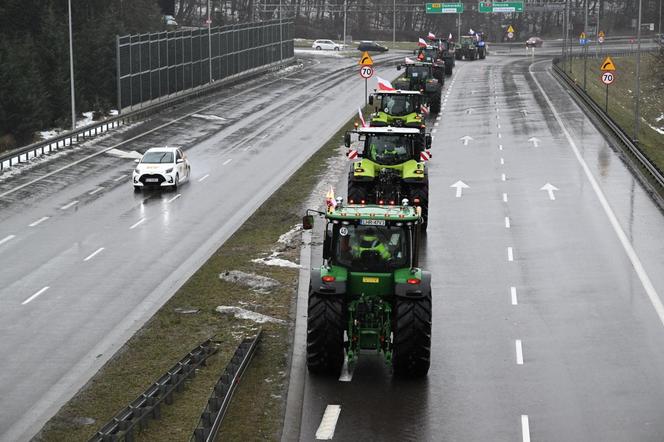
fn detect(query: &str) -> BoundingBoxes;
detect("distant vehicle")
[357,41,389,52]
[312,39,344,51]
[163,15,178,28]
[526,37,544,48]
[133,147,190,191]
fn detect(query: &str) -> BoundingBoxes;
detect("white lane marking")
[532,63,664,326]
[129,218,146,230]
[503,193,508,202]
[434,122,439,127]
[507,247,514,261]
[500,158,505,165]
[22,286,49,305]
[60,201,78,210]
[198,174,210,182]
[501,174,506,181]
[498,133,502,139]
[515,340,524,365]
[499,144,503,150]
[511,287,518,305]
[167,194,182,203]
[0,235,16,246]
[29,216,50,227]
[521,415,531,442]
[432,129,437,134]
[505,217,511,228]
[315,405,341,440]
[497,123,501,129]
[84,247,105,262]
[338,358,353,382]
[88,187,103,195]
[113,174,127,182]
[436,116,442,121]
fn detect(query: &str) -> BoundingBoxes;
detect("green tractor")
[429,38,456,75]
[302,200,432,377]
[344,127,431,229]
[394,62,442,114]
[368,90,426,128]
[455,35,479,60]
[413,46,446,82]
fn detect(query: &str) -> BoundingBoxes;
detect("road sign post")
[358,53,374,106]
[600,56,616,113]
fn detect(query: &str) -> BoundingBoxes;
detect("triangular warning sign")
[601,56,616,71]
[507,25,515,33]
[359,51,374,66]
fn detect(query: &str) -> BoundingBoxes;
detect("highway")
[295,53,664,441]
[0,53,399,441]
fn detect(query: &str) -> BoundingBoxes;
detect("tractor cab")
[368,90,425,128]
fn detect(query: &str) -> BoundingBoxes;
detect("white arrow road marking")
[521,415,531,442]
[22,286,49,305]
[450,181,470,198]
[84,247,105,262]
[29,217,50,227]
[60,200,78,210]
[540,183,559,200]
[528,137,541,147]
[511,287,518,305]
[515,340,524,365]
[316,405,341,440]
[460,136,473,146]
[0,235,16,247]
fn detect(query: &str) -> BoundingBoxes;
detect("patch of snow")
[105,149,143,159]
[295,49,347,57]
[219,270,280,292]
[646,122,664,135]
[656,113,664,123]
[216,306,286,324]
[252,255,300,268]
[191,113,227,122]
[39,111,95,141]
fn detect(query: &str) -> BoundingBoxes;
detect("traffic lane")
[0,61,400,441]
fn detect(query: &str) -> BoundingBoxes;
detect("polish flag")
[420,104,430,115]
[427,32,436,40]
[469,28,475,35]
[358,107,368,127]
[405,57,416,64]
[377,76,395,91]
[418,37,427,47]
[449,33,453,40]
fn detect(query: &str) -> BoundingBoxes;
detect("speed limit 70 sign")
[360,66,374,79]
[601,72,615,85]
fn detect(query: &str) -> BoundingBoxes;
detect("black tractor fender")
[395,271,431,299]
[310,268,347,295]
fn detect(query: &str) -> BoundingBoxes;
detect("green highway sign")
[426,3,464,13]
[479,1,524,13]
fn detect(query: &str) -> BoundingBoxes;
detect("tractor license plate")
[362,277,380,283]
[360,219,385,226]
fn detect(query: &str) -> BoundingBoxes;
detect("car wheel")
[316,46,322,50]
[334,47,339,51]
[173,174,179,191]
[134,186,141,193]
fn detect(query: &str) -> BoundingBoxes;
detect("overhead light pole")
[635,0,642,142]
[68,0,76,131]
[393,0,396,47]
[343,0,347,45]
[583,0,588,90]
[208,0,212,82]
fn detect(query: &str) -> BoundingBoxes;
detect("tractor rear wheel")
[479,48,486,59]
[429,92,441,115]
[392,292,432,377]
[445,63,453,75]
[306,291,345,375]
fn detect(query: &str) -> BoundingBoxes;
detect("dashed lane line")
[507,247,514,261]
[88,187,104,195]
[198,174,210,182]
[515,340,524,365]
[29,217,50,227]
[223,158,233,166]
[167,194,182,203]
[503,193,508,202]
[505,216,510,228]
[129,218,146,230]
[511,287,518,305]
[60,200,78,210]
[83,247,105,262]
[521,415,531,442]
[315,405,341,440]
[113,174,128,182]
[0,235,16,246]
[22,286,49,305]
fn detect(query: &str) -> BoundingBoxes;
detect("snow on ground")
[215,306,286,324]
[191,114,227,122]
[105,149,143,159]
[38,111,104,141]
[219,270,280,292]
[294,48,351,57]
[252,255,300,268]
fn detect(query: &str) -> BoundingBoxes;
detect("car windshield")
[142,151,174,164]
[406,66,430,79]
[378,94,418,116]
[332,223,410,272]
[364,134,414,165]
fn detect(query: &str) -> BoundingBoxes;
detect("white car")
[312,39,344,51]
[132,147,190,191]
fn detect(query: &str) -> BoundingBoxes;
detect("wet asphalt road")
[0,53,400,441]
[296,55,664,441]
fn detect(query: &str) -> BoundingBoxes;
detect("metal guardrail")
[563,47,660,59]
[88,339,219,442]
[0,58,294,174]
[552,62,664,191]
[191,330,263,442]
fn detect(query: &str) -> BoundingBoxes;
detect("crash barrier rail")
[191,329,263,442]
[562,47,660,59]
[117,19,294,110]
[88,339,219,442]
[0,57,294,174]
[551,61,664,191]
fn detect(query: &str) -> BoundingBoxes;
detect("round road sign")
[360,66,374,79]
[601,72,615,85]
[507,32,514,39]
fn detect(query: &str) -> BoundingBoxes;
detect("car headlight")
[165,168,173,173]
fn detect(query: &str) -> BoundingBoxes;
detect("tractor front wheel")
[392,292,432,377]
[307,291,345,376]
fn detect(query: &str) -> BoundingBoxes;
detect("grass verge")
[36,109,367,441]
[563,53,664,173]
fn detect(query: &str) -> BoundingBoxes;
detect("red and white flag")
[448,33,453,40]
[418,37,427,47]
[427,32,436,40]
[347,149,358,160]
[420,150,432,161]
[358,107,368,127]
[469,28,475,35]
[376,76,395,91]
[420,104,430,115]
[405,57,416,64]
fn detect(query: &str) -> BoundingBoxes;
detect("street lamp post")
[68,0,76,131]
[635,0,642,142]
[343,0,347,45]
[208,0,212,83]
[279,0,283,62]
[583,0,588,90]
[393,0,396,47]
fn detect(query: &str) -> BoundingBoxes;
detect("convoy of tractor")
[302,31,485,378]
